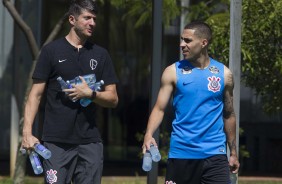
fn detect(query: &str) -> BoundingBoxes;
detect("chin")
[87,32,93,36]
[183,55,191,60]
[83,34,92,38]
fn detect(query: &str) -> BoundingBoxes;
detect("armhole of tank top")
[222,64,225,91]
[174,62,179,86]
[173,62,177,97]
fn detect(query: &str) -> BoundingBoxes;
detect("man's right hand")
[142,133,158,154]
[21,133,40,151]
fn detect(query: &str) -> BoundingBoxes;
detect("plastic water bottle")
[142,151,152,172]
[82,74,96,84]
[80,98,92,107]
[34,143,52,159]
[149,145,161,162]
[68,74,96,85]
[20,148,27,155]
[57,76,72,90]
[80,80,104,107]
[230,173,237,184]
[57,76,77,102]
[29,151,43,175]
[90,80,104,91]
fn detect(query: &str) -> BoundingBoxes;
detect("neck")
[189,53,210,69]
[65,31,86,48]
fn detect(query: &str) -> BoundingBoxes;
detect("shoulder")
[44,38,65,48]
[41,38,66,53]
[210,57,225,67]
[86,41,109,54]
[224,65,234,88]
[209,58,232,86]
[162,63,176,85]
[164,63,176,75]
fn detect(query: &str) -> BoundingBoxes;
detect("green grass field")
[1,176,282,184]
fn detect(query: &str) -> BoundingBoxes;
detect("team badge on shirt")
[209,66,219,74]
[165,181,176,184]
[181,66,192,74]
[46,169,58,184]
[219,147,225,153]
[207,76,221,92]
[90,59,98,70]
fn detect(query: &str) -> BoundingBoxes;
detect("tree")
[110,0,180,28]
[240,0,282,114]
[187,0,282,114]
[2,0,67,183]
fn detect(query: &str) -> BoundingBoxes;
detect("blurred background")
[0,0,281,179]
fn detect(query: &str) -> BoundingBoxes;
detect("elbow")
[106,96,118,108]
[111,97,119,108]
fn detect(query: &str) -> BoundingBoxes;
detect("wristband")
[91,91,97,100]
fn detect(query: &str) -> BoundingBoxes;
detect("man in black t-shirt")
[21,0,118,183]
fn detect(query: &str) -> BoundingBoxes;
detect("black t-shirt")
[32,37,118,144]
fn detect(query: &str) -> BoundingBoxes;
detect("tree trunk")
[2,1,67,183]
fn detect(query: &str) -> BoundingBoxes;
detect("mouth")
[87,29,93,34]
[182,50,189,55]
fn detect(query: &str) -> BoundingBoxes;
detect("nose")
[89,18,95,26]
[180,40,186,48]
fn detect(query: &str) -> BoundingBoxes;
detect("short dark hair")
[68,0,98,18]
[184,21,212,44]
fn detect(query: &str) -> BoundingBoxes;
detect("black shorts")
[165,154,230,184]
[42,142,103,184]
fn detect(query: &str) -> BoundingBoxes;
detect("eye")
[84,16,96,23]
[181,37,191,44]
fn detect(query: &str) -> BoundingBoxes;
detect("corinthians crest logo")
[46,169,57,184]
[207,76,221,92]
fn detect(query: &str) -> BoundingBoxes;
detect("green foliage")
[206,12,230,64]
[110,0,180,28]
[188,0,282,114]
[187,0,229,22]
[239,128,250,159]
[241,0,282,113]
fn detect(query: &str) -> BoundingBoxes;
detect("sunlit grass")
[0,176,282,184]
[239,182,282,184]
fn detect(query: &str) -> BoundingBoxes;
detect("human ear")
[69,15,76,25]
[202,39,208,48]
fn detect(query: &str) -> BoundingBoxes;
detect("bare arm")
[22,79,46,149]
[223,66,240,173]
[142,64,176,153]
[93,84,118,108]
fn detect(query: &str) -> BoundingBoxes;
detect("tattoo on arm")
[223,94,235,118]
[223,71,235,119]
[229,139,237,151]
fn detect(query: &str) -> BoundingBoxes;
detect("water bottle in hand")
[57,76,77,102]
[80,98,93,107]
[80,80,104,107]
[57,76,72,90]
[29,151,43,175]
[34,143,52,159]
[149,145,161,162]
[142,151,152,172]
[229,173,237,184]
